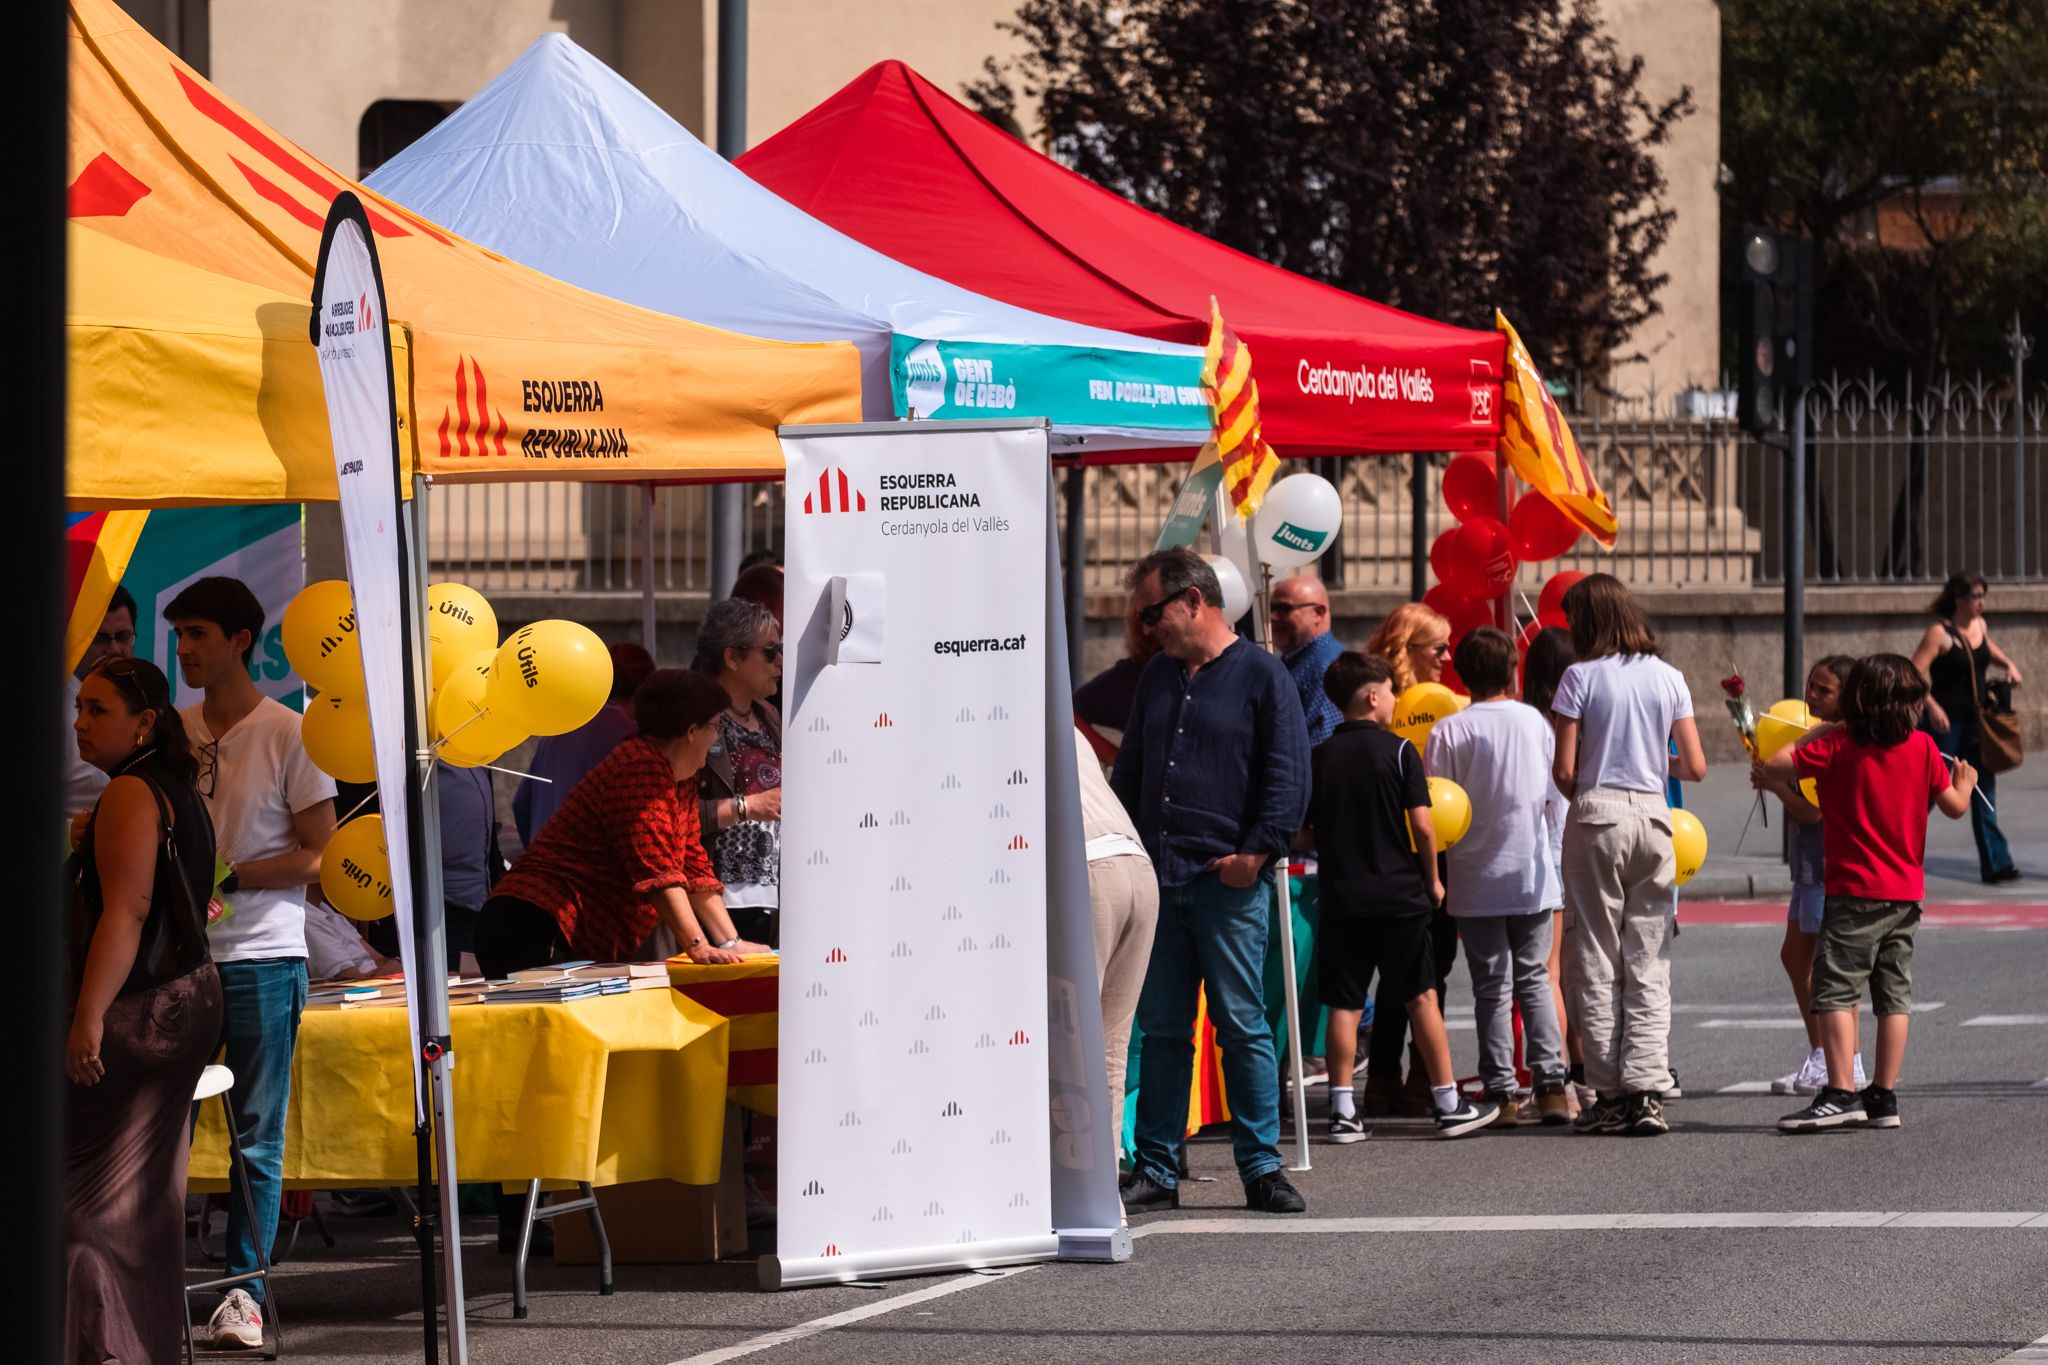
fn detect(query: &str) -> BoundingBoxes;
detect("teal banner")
[124,505,308,711]
[891,335,1209,434]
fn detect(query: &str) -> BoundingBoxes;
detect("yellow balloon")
[488,620,613,737]
[1409,776,1473,852]
[1671,808,1708,886]
[1392,683,1461,752]
[427,584,499,692]
[1755,699,1816,761]
[435,649,528,763]
[321,815,393,922]
[301,692,377,784]
[281,579,362,694]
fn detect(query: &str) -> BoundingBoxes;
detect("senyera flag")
[1203,300,1280,521]
[66,509,148,673]
[1496,312,1618,548]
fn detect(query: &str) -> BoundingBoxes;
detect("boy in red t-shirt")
[1762,654,1976,1132]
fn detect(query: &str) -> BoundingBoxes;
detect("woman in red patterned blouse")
[476,670,766,975]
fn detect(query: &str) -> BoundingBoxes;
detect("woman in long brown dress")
[66,656,223,1364]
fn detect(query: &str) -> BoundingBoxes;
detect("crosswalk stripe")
[1716,1081,1775,1094]
[1698,1019,1807,1029]
[1130,1212,2048,1235]
[1962,1015,2048,1026]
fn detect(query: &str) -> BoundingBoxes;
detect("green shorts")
[1811,896,1920,1016]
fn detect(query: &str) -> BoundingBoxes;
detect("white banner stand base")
[763,1234,1059,1290]
[1056,1226,1133,1263]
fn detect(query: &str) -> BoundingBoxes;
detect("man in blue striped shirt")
[1111,548,1311,1216]
[1271,574,1344,748]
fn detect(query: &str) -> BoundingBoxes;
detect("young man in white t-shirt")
[167,577,336,1350]
[1550,575,1706,1139]
[1425,628,1569,1126]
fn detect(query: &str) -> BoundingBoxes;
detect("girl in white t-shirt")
[1550,575,1705,1138]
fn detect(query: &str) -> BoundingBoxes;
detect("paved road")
[240,916,2048,1365]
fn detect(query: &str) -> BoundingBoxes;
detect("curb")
[1679,870,1793,902]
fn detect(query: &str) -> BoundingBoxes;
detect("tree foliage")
[969,0,1691,375]
[1722,0,2048,374]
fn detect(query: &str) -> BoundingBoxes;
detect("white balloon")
[1253,474,1343,569]
[1200,554,1251,624]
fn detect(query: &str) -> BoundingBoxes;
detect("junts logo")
[1268,522,1330,555]
[802,466,868,514]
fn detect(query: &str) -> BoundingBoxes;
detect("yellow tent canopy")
[67,0,861,501]
[68,224,412,509]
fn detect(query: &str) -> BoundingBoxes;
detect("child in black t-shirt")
[1305,652,1499,1142]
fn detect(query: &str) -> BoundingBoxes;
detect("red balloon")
[1423,583,1491,636]
[1429,527,1464,593]
[1439,517,1518,598]
[1442,454,1500,523]
[1508,492,1582,562]
[1539,609,1568,632]
[1537,569,1587,619]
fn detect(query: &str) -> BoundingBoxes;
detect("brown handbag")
[1953,623,2024,775]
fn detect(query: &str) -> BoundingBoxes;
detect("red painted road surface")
[1684,902,2048,927]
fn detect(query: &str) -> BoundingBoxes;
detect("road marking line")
[1716,1081,1776,1094]
[2034,1078,2048,1089]
[665,1266,1035,1365]
[1130,1212,2048,1236]
[1963,1015,2048,1026]
[1995,1331,2048,1363]
[1698,1019,1808,1029]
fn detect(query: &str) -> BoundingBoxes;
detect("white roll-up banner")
[310,195,426,1121]
[775,419,1119,1288]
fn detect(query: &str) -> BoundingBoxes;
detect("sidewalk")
[1677,754,2048,902]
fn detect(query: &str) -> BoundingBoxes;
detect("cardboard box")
[553,1104,747,1265]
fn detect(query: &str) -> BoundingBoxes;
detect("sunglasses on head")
[1139,588,1194,628]
[93,655,170,711]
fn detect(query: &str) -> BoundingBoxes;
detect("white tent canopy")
[368,35,1208,451]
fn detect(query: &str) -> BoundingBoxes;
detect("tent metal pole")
[1063,464,1087,679]
[708,0,750,602]
[1409,453,1429,602]
[642,482,658,654]
[410,475,469,1364]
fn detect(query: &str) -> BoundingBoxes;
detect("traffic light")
[1737,225,1813,438]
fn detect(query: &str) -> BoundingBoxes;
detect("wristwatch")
[219,866,241,896]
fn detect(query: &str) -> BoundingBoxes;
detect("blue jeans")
[1133,872,1282,1188]
[214,958,308,1302]
[1934,715,2013,878]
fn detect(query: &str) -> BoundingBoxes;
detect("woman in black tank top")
[65,657,224,1364]
[1911,571,2023,883]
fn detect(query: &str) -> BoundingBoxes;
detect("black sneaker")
[1326,1111,1369,1145]
[1119,1168,1179,1214]
[1244,1170,1306,1213]
[1571,1096,1628,1135]
[1661,1068,1683,1100]
[1779,1087,1867,1133]
[1434,1096,1499,1139]
[1625,1092,1670,1136]
[1859,1084,1901,1129]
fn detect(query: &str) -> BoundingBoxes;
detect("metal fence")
[423,365,2047,599]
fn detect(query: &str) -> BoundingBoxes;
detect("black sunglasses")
[1269,601,1325,618]
[1138,588,1195,628]
[754,643,783,662]
[92,655,172,712]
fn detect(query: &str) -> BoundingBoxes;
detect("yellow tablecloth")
[189,989,730,1191]
[666,958,778,1116]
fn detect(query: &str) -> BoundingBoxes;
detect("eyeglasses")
[754,643,783,662]
[1269,601,1325,618]
[1138,588,1194,628]
[1969,591,1987,601]
[1410,640,1453,656]
[197,737,221,800]
[93,655,168,710]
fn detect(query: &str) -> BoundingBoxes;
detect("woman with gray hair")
[693,597,785,946]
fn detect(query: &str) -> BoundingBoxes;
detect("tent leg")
[642,483,657,654]
[1409,454,1430,602]
[1063,464,1087,678]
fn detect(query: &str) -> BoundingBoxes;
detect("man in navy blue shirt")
[1271,574,1344,748]
[1112,547,1311,1215]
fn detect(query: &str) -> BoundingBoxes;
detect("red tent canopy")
[741,61,1506,457]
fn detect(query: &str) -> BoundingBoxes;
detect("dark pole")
[24,3,66,1359]
[1409,453,1430,602]
[1063,464,1087,684]
[709,0,750,600]
[1783,409,1806,703]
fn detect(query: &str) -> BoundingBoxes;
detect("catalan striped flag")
[1202,299,1279,520]
[1495,312,1618,547]
[668,956,780,1115]
[65,510,149,674]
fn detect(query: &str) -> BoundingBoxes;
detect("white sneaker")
[1853,1053,1869,1089]
[209,1289,264,1350]
[1772,1048,1827,1096]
